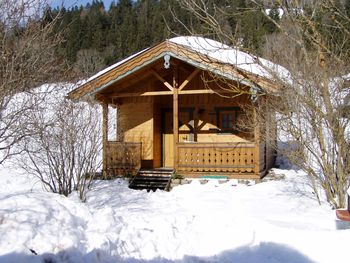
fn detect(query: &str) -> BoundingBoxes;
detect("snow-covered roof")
[69,36,286,100]
[169,36,288,81]
[79,47,150,86]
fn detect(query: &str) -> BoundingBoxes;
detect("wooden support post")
[173,66,179,171]
[115,104,121,141]
[253,107,260,176]
[102,101,109,178]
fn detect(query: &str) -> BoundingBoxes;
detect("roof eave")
[68,40,278,100]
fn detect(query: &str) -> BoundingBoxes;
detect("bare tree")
[0,1,102,200]
[0,0,67,164]
[176,0,350,208]
[14,84,102,201]
[74,48,105,76]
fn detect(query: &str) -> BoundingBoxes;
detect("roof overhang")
[68,39,279,101]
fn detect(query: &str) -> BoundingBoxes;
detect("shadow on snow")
[0,242,316,263]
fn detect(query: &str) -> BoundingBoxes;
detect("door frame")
[161,107,194,167]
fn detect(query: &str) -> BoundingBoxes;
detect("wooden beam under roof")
[151,69,173,91]
[110,89,216,98]
[178,68,201,91]
[180,89,214,95]
[111,91,173,98]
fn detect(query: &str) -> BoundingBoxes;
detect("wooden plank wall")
[114,66,276,175]
[155,93,253,144]
[153,102,162,167]
[119,97,154,166]
[258,103,277,175]
[265,109,277,171]
[259,143,266,173]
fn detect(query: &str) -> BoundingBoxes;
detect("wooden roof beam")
[179,89,214,95]
[111,89,215,98]
[179,68,201,91]
[150,69,173,91]
[112,90,173,98]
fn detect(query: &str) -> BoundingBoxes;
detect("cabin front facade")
[69,37,278,179]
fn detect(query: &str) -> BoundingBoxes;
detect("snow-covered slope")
[0,165,348,263]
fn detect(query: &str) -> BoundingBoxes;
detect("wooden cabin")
[68,36,279,179]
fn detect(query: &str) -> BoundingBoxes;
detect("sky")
[50,0,114,9]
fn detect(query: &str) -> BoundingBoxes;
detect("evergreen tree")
[47,0,290,74]
[107,0,137,63]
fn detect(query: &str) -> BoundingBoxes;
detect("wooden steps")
[128,169,173,192]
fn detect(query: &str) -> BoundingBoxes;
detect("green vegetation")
[45,0,281,76]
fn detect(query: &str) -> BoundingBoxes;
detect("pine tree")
[107,0,137,63]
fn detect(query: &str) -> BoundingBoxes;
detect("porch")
[177,142,259,178]
[104,140,261,179]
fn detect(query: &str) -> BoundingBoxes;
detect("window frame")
[215,107,241,134]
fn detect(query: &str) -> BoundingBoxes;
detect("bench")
[336,193,350,222]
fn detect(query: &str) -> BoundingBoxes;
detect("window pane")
[217,108,240,132]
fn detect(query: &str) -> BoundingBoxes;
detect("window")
[221,112,234,129]
[215,107,241,133]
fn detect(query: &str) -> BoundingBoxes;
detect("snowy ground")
[0,165,349,263]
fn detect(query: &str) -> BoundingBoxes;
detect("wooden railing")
[177,142,257,174]
[105,141,142,177]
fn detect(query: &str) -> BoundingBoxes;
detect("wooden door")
[163,111,173,167]
[162,109,194,167]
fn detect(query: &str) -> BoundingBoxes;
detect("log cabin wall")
[117,67,260,170]
[154,93,252,143]
[264,107,277,172]
[258,138,276,175]
[257,113,277,175]
[68,39,280,178]
[111,64,275,177]
[259,143,266,173]
[118,102,254,170]
[118,96,155,168]
[153,70,253,143]
[153,102,162,168]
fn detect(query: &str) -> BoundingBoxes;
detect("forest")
[45,0,281,76]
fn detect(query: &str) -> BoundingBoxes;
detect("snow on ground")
[0,165,349,263]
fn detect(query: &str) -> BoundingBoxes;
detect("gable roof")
[68,36,285,100]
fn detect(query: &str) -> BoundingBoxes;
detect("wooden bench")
[336,194,350,222]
